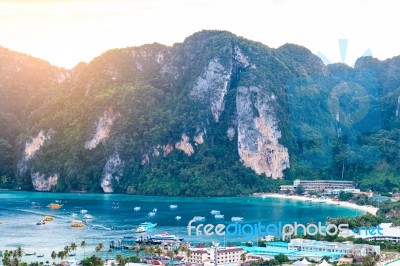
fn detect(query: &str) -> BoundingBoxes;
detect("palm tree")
[64,245,70,258]
[80,240,87,258]
[132,244,140,258]
[240,252,247,263]
[116,254,124,265]
[51,251,57,264]
[155,246,162,257]
[16,246,23,259]
[70,242,77,254]
[167,250,174,265]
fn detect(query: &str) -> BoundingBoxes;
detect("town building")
[280,179,355,193]
[288,239,380,257]
[187,247,245,266]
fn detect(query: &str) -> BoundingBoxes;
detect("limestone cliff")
[236,86,289,178]
[101,152,124,193]
[190,58,232,122]
[31,173,58,191]
[85,107,120,150]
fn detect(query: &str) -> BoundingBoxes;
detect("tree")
[81,241,87,258]
[274,254,289,265]
[81,255,104,266]
[295,185,305,195]
[51,251,57,264]
[241,252,247,262]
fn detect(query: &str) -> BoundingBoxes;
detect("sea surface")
[0,190,362,263]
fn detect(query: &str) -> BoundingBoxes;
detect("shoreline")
[253,193,378,215]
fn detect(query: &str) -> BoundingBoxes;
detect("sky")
[0,0,399,69]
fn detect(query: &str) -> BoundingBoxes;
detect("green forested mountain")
[0,31,399,195]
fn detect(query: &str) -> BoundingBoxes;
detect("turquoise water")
[0,191,361,263]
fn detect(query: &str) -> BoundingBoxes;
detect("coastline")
[253,193,378,215]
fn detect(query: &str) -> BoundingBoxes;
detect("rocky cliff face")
[236,86,289,178]
[101,152,124,193]
[85,108,120,150]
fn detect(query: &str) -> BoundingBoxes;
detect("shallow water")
[0,190,361,263]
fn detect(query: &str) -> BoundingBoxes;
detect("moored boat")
[175,216,182,220]
[214,214,224,219]
[210,210,220,215]
[36,220,45,225]
[71,220,85,227]
[43,216,54,221]
[83,214,94,219]
[148,211,156,216]
[47,203,62,209]
[169,205,178,209]
[135,226,147,233]
[192,216,206,222]
[231,216,244,222]
[134,206,141,211]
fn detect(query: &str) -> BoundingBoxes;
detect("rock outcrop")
[190,58,232,122]
[101,152,124,193]
[85,107,120,150]
[236,86,290,178]
[175,134,194,156]
[31,173,58,191]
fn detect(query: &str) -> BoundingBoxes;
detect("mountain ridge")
[0,30,399,195]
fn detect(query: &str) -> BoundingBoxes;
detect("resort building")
[288,239,380,257]
[187,247,245,265]
[280,179,355,193]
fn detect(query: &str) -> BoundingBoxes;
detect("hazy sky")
[0,0,399,69]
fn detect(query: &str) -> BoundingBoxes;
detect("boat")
[231,217,244,222]
[153,208,157,212]
[25,252,36,256]
[69,253,76,257]
[134,206,141,211]
[71,213,78,218]
[137,232,183,243]
[169,205,178,209]
[37,254,44,258]
[80,209,88,214]
[83,214,94,219]
[148,211,156,216]
[214,214,224,219]
[71,220,85,227]
[210,210,220,215]
[47,203,62,209]
[36,220,45,225]
[139,222,157,229]
[192,216,206,222]
[135,226,147,233]
[175,216,182,220]
[43,216,54,221]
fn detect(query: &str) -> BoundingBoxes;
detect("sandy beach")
[253,193,378,215]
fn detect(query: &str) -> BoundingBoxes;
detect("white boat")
[148,232,184,242]
[175,216,182,220]
[231,217,244,222]
[214,214,224,219]
[169,205,178,209]
[83,214,94,219]
[192,216,206,222]
[71,213,78,218]
[153,208,157,212]
[134,207,141,211]
[80,209,88,214]
[148,212,156,216]
[135,226,147,233]
[210,210,220,215]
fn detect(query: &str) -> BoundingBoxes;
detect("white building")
[187,247,245,266]
[288,239,380,257]
[280,179,355,193]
